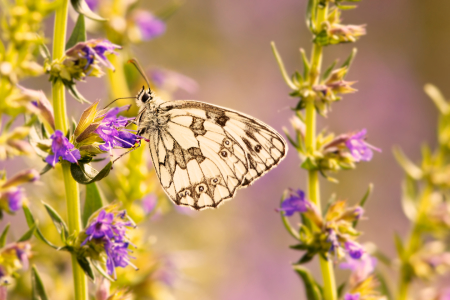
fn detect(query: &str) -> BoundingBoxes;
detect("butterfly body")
[136,87,287,210]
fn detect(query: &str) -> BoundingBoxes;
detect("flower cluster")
[0,169,39,215]
[46,39,120,84]
[0,241,32,283]
[81,209,136,278]
[286,125,380,180]
[45,130,81,167]
[73,102,141,157]
[321,8,366,45]
[280,189,367,262]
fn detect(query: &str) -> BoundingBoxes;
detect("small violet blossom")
[133,11,166,41]
[45,130,81,167]
[279,189,311,216]
[95,106,140,152]
[142,194,157,214]
[345,129,381,162]
[345,241,365,259]
[340,253,377,284]
[344,293,361,300]
[4,188,24,212]
[83,209,136,277]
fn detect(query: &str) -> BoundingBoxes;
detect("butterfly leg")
[112,140,142,163]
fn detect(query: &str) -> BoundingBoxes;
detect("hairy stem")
[51,1,88,299]
[305,2,337,300]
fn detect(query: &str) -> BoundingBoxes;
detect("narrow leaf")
[43,202,69,240]
[23,206,59,249]
[341,48,358,73]
[322,60,337,81]
[337,282,346,298]
[77,256,95,281]
[353,183,373,227]
[70,0,106,21]
[393,147,423,180]
[394,233,405,259]
[271,42,297,90]
[401,179,418,221]
[424,84,450,115]
[83,183,104,227]
[92,260,115,281]
[18,225,36,242]
[376,271,393,300]
[293,265,323,300]
[39,164,53,176]
[70,161,113,184]
[0,224,10,247]
[32,265,49,300]
[300,48,310,80]
[67,83,91,104]
[66,14,86,50]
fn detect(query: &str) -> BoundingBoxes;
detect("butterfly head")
[136,86,154,107]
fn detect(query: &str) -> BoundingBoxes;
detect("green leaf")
[66,14,86,50]
[91,260,115,281]
[293,265,323,300]
[43,202,69,241]
[424,84,450,115]
[297,251,316,264]
[353,183,373,227]
[300,48,310,80]
[83,183,104,227]
[23,205,59,249]
[394,233,405,259]
[306,0,314,30]
[401,177,418,221]
[301,157,317,171]
[341,48,358,74]
[0,224,10,247]
[39,164,53,176]
[70,161,113,184]
[67,83,91,104]
[18,225,36,242]
[376,271,392,300]
[337,282,346,298]
[76,256,95,281]
[393,147,423,180]
[270,42,297,90]
[322,60,337,81]
[289,243,310,250]
[31,265,49,300]
[70,0,106,21]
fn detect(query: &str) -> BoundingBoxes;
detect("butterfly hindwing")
[148,116,249,210]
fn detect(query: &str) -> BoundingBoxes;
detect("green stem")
[396,184,432,300]
[304,2,337,300]
[51,1,88,299]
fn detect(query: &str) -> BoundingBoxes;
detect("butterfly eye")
[185,190,191,196]
[254,145,262,153]
[211,177,219,185]
[178,192,185,198]
[141,92,151,103]
[220,150,229,158]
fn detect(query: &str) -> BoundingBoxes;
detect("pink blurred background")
[6,0,450,299]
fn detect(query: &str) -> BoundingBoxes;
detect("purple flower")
[344,293,360,300]
[133,11,166,41]
[82,210,114,245]
[326,229,340,252]
[95,106,139,152]
[89,40,120,69]
[83,209,135,278]
[4,187,24,212]
[345,241,365,259]
[340,253,377,283]
[85,0,98,11]
[279,189,311,216]
[345,129,381,162]
[45,130,81,167]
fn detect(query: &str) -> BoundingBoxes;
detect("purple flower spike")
[45,130,81,167]
[345,241,365,259]
[279,189,311,216]
[82,210,114,245]
[340,253,377,283]
[5,188,24,212]
[85,0,98,11]
[133,11,166,41]
[345,129,381,162]
[90,40,121,69]
[344,293,360,300]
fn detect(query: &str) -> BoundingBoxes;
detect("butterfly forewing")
[143,99,287,210]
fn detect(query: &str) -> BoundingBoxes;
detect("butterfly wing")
[148,100,287,210]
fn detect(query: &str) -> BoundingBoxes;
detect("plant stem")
[304,2,337,300]
[396,184,432,300]
[51,1,88,299]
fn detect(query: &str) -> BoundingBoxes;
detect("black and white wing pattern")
[147,100,287,210]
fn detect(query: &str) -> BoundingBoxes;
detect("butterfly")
[135,87,288,210]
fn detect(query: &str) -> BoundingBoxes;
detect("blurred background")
[3,0,450,299]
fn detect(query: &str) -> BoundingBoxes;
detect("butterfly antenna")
[128,58,151,91]
[103,97,136,109]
